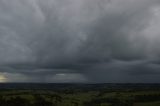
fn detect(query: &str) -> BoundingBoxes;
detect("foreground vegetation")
[0,85,160,106]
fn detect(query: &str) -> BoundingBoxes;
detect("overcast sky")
[0,0,160,83]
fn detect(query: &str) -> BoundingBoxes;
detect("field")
[0,83,160,106]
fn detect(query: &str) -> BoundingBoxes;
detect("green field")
[0,88,160,106]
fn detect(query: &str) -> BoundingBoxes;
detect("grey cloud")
[0,0,160,82]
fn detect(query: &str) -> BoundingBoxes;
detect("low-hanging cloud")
[0,0,160,82]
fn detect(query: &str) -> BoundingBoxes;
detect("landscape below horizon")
[0,83,160,106]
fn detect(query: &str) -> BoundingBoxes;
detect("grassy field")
[0,84,160,106]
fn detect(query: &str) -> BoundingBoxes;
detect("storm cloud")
[0,0,160,82]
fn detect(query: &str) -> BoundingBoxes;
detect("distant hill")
[0,83,160,90]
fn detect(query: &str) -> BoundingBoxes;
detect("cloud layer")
[0,0,160,82]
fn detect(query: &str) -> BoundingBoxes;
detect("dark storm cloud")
[0,0,160,82]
